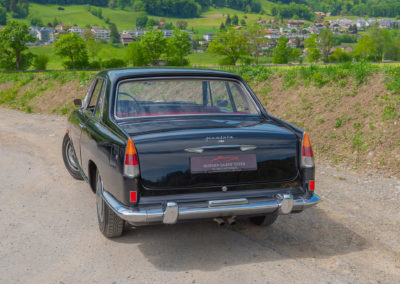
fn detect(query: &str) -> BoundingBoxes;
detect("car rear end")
[102,72,319,226]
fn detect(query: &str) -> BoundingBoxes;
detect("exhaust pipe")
[213,217,225,226]
[226,216,236,226]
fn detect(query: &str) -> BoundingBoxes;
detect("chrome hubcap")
[96,174,104,224]
[66,141,79,171]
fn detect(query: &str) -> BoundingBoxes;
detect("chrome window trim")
[112,76,262,121]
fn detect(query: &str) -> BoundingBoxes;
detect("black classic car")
[62,68,320,237]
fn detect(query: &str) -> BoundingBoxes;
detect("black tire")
[249,212,278,227]
[96,170,124,238]
[62,133,83,180]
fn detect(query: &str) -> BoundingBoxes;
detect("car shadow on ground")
[111,207,368,271]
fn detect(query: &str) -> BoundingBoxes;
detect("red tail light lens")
[309,180,315,191]
[130,191,137,202]
[124,138,140,178]
[301,132,315,168]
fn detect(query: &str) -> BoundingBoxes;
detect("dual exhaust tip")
[213,216,236,226]
[212,194,294,226]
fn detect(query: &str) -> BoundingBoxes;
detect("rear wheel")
[62,133,83,180]
[249,212,278,227]
[96,170,124,238]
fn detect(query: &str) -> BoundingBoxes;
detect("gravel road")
[0,108,399,284]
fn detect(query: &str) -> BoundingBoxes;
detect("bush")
[218,57,235,66]
[101,58,126,68]
[33,55,49,70]
[165,57,189,66]
[329,48,352,63]
[88,61,101,69]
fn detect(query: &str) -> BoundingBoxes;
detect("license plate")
[190,154,257,173]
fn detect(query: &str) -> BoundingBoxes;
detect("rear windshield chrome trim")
[113,76,262,121]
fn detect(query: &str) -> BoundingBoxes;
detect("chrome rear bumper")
[102,190,320,226]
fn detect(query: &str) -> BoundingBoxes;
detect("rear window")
[115,79,259,118]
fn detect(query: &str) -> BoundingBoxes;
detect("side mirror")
[216,100,228,108]
[73,99,82,107]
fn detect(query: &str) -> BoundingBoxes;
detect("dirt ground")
[0,107,399,284]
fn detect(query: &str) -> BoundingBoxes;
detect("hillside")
[8,3,276,34]
[0,63,399,177]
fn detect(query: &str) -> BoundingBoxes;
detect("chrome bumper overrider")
[102,190,320,225]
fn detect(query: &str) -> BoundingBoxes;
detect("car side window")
[87,78,104,114]
[95,81,106,119]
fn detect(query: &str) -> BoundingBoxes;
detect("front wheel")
[62,133,83,180]
[96,170,124,238]
[249,212,278,227]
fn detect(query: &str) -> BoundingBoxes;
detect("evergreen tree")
[272,36,290,64]
[109,23,120,44]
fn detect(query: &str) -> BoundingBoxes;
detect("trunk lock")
[222,186,228,192]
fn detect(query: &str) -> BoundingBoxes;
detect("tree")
[136,13,148,29]
[219,22,226,31]
[319,28,334,62]
[176,20,188,30]
[329,48,352,63]
[0,7,6,25]
[168,29,191,65]
[109,23,120,44]
[225,14,231,27]
[29,16,44,27]
[353,36,376,60]
[367,25,391,61]
[33,54,49,70]
[108,0,117,9]
[246,24,267,64]
[232,15,239,26]
[305,33,321,63]
[273,36,290,64]
[125,41,148,66]
[240,19,246,26]
[12,0,29,19]
[84,31,102,61]
[140,29,166,65]
[289,48,302,62]
[208,28,249,65]
[0,21,35,70]
[53,32,89,69]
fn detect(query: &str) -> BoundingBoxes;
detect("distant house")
[68,26,86,37]
[122,30,147,40]
[257,19,266,25]
[120,33,134,46]
[355,18,369,29]
[162,30,173,38]
[314,12,325,17]
[287,20,305,27]
[55,23,65,32]
[29,27,55,44]
[91,26,111,41]
[203,33,215,42]
[332,45,353,53]
[234,25,245,30]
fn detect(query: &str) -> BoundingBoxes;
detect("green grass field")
[9,3,276,34]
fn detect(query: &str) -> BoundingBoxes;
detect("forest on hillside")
[269,0,400,17]
[1,0,400,19]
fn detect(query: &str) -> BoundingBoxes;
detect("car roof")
[97,68,243,83]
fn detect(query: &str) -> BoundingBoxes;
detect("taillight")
[301,132,315,168]
[124,137,140,178]
[309,180,315,191]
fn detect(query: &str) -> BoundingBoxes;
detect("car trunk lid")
[119,117,299,190]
